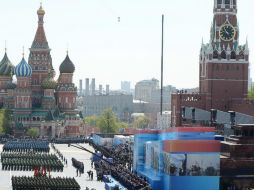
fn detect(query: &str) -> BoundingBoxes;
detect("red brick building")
[172,0,253,127]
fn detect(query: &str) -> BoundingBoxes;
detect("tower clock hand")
[224,28,229,35]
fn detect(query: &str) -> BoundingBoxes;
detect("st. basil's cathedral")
[0,4,82,137]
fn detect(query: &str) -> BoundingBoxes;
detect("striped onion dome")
[0,53,14,76]
[14,57,32,77]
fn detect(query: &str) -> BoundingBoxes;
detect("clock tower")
[199,0,249,111]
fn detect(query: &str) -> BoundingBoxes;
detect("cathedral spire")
[245,37,249,54]
[31,3,48,49]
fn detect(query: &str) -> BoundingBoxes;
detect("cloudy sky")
[0,0,253,90]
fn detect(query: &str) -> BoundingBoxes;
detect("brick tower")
[28,3,53,108]
[199,0,249,111]
[171,0,250,127]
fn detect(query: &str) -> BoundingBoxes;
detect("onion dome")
[0,53,14,76]
[42,69,57,89]
[14,57,32,77]
[37,3,45,15]
[59,54,75,73]
[4,81,16,89]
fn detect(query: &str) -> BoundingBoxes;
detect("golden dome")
[37,3,45,15]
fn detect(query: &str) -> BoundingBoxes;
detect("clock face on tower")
[219,24,236,41]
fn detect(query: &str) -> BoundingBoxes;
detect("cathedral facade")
[0,4,82,137]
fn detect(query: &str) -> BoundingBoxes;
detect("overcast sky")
[0,0,253,90]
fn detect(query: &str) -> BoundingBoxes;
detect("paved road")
[0,143,105,190]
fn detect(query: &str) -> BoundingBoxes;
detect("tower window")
[239,51,244,59]
[225,0,230,4]
[221,50,226,59]
[231,51,236,59]
[213,50,219,59]
[217,0,222,4]
[233,0,236,5]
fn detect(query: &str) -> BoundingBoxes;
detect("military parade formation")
[3,140,50,152]
[0,137,152,190]
[12,176,80,190]
[0,139,81,190]
[1,152,63,171]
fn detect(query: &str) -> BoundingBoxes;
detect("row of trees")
[84,108,150,133]
[0,109,39,137]
[0,109,11,134]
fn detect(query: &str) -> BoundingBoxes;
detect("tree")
[118,122,129,129]
[248,85,254,100]
[83,115,98,127]
[132,115,150,129]
[27,128,39,138]
[97,108,119,133]
[0,109,12,134]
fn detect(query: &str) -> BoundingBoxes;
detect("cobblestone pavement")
[0,143,105,190]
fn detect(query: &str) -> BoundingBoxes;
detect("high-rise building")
[134,78,159,102]
[85,78,89,96]
[91,78,95,95]
[106,84,109,95]
[121,81,131,93]
[79,79,83,96]
[99,84,103,95]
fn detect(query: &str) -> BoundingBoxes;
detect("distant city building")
[99,84,103,95]
[121,81,131,93]
[157,111,171,129]
[85,78,89,96]
[134,80,176,128]
[151,85,177,110]
[91,78,95,95]
[135,78,159,102]
[82,93,133,121]
[79,79,83,96]
[106,84,109,95]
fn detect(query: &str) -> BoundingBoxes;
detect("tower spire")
[22,46,24,58]
[66,43,69,55]
[31,3,48,49]
[4,40,7,53]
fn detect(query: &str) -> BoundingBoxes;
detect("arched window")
[221,50,226,59]
[239,51,244,59]
[231,51,236,59]
[225,0,230,4]
[213,50,219,59]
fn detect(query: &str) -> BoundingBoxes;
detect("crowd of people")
[94,159,150,190]
[3,140,50,152]
[12,176,80,190]
[91,143,132,167]
[89,141,151,190]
